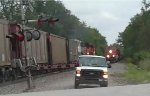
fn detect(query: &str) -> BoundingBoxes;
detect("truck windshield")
[79,56,107,67]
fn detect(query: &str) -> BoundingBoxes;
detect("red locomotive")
[81,43,95,55]
[105,46,121,63]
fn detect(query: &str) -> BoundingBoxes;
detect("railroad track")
[0,68,74,87]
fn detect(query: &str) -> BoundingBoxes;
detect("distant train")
[104,46,123,63]
[0,19,96,82]
[81,43,95,55]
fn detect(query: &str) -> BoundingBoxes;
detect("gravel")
[0,62,127,95]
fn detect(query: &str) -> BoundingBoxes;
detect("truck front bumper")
[75,76,108,84]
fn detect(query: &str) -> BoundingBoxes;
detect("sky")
[61,0,142,45]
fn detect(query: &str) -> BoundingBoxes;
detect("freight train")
[81,43,95,55]
[0,19,94,82]
[104,46,122,63]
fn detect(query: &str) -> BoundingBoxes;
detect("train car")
[24,31,73,70]
[0,20,11,67]
[0,19,80,81]
[69,39,81,62]
[27,30,48,71]
[25,31,69,70]
[0,20,11,79]
[81,42,95,55]
[0,19,97,82]
[47,33,68,69]
[69,39,82,67]
[105,46,120,63]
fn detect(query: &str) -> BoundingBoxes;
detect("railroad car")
[104,46,122,63]
[81,43,95,55]
[0,19,83,82]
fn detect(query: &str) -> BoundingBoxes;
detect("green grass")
[124,62,150,84]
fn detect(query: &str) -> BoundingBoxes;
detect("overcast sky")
[61,0,142,45]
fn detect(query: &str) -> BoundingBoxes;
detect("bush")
[133,51,150,61]
[124,50,150,84]
[139,59,150,71]
[125,58,133,63]
[125,62,150,84]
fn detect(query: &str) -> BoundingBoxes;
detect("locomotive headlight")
[76,69,81,77]
[109,50,112,53]
[113,55,115,57]
[106,55,110,58]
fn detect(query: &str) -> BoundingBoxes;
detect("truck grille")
[81,69,103,79]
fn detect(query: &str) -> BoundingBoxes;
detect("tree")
[118,0,150,60]
[0,0,107,55]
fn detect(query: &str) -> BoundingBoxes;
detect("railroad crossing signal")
[37,16,59,28]
[6,23,24,41]
[6,24,41,42]
[18,0,59,90]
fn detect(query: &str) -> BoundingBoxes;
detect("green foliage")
[133,51,150,63]
[125,58,134,63]
[118,0,150,84]
[125,63,150,84]
[0,0,107,55]
[139,59,150,71]
[117,0,150,62]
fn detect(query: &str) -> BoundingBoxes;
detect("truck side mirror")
[75,61,79,67]
[107,61,111,68]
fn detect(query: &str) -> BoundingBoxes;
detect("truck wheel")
[74,81,79,89]
[100,81,108,87]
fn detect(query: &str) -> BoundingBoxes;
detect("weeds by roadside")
[124,59,150,84]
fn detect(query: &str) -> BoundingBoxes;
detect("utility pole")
[20,0,34,90]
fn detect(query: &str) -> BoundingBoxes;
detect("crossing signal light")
[26,31,32,41]
[25,29,41,41]
[7,23,24,41]
[32,30,40,40]
[7,23,41,42]
[37,16,59,27]
[17,32,24,41]
[48,18,59,25]
[6,30,41,42]
[9,23,22,33]
[6,32,24,42]
[37,19,44,28]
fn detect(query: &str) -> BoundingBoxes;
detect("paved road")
[0,62,127,95]
[1,83,150,96]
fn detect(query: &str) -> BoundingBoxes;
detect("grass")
[124,61,150,84]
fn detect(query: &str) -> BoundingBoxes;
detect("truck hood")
[76,66,108,72]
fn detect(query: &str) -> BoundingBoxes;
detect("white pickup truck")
[74,55,111,88]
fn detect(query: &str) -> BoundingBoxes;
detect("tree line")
[117,0,150,63]
[0,0,107,55]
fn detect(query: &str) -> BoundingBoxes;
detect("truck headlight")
[76,70,81,77]
[103,72,108,78]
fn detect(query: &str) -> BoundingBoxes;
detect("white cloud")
[101,11,119,21]
[61,0,142,45]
